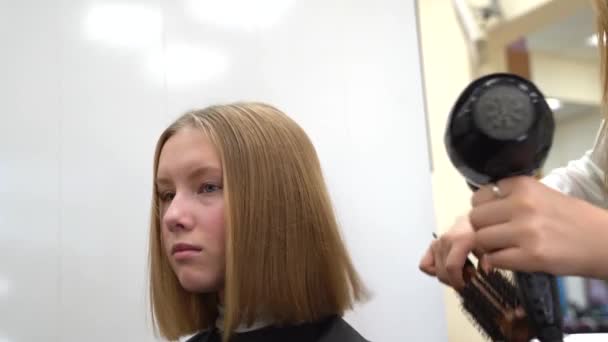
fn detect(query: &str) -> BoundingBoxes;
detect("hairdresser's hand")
[471,176,608,279]
[419,215,488,289]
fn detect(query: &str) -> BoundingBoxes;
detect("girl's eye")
[159,191,175,202]
[199,183,222,194]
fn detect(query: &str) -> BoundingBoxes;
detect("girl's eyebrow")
[156,165,221,187]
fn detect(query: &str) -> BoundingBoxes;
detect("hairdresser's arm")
[470,121,608,279]
[542,151,607,208]
[420,122,608,286]
[470,176,608,280]
[542,120,608,208]
[421,168,608,287]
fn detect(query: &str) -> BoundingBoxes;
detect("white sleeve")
[540,120,608,209]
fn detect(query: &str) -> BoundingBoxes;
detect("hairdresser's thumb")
[419,246,437,276]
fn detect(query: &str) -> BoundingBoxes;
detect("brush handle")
[514,272,563,342]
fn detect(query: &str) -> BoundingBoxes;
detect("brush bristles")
[459,259,534,341]
[461,282,506,340]
[484,270,520,308]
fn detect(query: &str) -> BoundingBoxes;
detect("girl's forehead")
[157,129,222,181]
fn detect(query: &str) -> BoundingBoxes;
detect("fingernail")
[481,258,492,273]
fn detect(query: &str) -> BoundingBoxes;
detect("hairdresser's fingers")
[478,254,493,274]
[484,247,530,273]
[469,200,512,230]
[471,179,513,207]
[472,247,491,272]
[474,223,521,254]
[433,240,451,286]
[419,245,437,276]
[471,246,485,259]
[444,241,473,289]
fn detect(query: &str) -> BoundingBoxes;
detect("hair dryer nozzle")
[445,73,555,187]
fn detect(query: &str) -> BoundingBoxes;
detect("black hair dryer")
[445,73,563,342]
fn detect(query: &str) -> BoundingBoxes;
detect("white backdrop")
[0,0,447,341]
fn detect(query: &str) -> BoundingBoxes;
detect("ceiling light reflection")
[147,43,230,87]
[84,4,162,48]
[186,0,295,32]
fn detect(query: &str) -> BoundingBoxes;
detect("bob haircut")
[148,102,368,341]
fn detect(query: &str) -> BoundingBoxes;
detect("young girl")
[148,102,369,342]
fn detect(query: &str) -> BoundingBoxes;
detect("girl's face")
[156,127,226,293]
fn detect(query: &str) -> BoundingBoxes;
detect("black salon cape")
[186,316,369,342]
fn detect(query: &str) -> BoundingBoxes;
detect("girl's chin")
[176,268,220,293]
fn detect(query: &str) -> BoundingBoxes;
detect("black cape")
[186,316,369,342]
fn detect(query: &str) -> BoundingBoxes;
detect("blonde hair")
[148,102,368,341]
[593,0,608,112]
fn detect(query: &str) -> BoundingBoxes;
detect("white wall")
[0,0,447,341]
